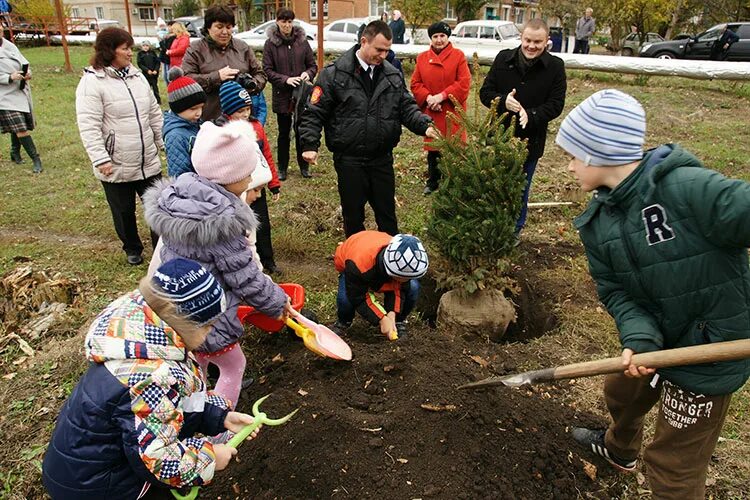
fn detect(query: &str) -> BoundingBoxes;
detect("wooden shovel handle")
[555,339,750,380]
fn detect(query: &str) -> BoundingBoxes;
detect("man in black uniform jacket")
[299,20,437,237]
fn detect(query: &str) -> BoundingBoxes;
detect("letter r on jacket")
[642,204,675,245]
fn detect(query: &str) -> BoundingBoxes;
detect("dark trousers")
[101,174,161,256]
[336,273,420,324]
[516,157,539,233]
[250,188,275,268]
[276,112,304,174]
[603,373,732,499]
[145,75,161,104]
[426,150,441,190]
[573,39,590,54]
[334,154,398,237]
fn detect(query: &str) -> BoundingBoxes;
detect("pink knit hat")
[191,120,258,185]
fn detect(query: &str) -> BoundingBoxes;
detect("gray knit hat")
[167,66,207,114]
[555,89,646,166]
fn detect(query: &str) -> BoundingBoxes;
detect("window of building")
[309,0,329,20]
[71,7,80,17]
[485,7,495,19]
[445,1,456,20]
[514,7,524,24]
[530,9,537,19]
[370,0,389,16]
[96,6,104,18]
[139,7,155,21]
[162,8,173,20]
[501,5,510,21]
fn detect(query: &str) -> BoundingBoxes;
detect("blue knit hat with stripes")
[555,89,646,166]
[219,80,253,117]
[151,258,226,326]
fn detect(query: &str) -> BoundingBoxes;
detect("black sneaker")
[331,320,351,336]
[263,263,283,275]
[395,321,408,339]
[571,427,637,472]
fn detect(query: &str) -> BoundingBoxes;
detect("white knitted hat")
[556,89,646,166]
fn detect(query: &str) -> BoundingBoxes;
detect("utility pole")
[124,0,133,34]
[53,0,72,72]
[316,0,324,71]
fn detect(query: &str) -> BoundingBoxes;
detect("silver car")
[236,19,317,41]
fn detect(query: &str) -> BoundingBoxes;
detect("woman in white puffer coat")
[75,27,164,266]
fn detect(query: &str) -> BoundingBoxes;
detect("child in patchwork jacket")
[144,119,293,408]
[556,89,750,499]
[42,258,260,499]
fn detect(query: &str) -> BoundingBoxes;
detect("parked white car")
[323,18,370,43]
[323,16,411,44]
[236,19,317,41]
[451,20,521,51]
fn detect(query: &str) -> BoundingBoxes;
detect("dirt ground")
[195,242,624,500]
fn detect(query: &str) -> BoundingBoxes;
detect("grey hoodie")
[143,173,287,352]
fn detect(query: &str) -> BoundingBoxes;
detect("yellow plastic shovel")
[285,317,328,357]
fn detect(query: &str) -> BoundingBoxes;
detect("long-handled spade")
[459,339,750,389]
[171,395,298,500]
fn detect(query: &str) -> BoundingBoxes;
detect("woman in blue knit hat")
[558,89,750,497]
[43,258,261,499]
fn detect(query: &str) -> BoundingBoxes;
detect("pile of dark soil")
[203,318,624,499]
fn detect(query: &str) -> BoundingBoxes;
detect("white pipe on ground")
[50,35,750,81]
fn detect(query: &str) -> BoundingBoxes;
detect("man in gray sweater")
[574,8,595,54]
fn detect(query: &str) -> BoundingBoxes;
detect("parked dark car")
[639,22,750,61]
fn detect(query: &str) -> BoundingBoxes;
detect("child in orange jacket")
[333,231,429,339]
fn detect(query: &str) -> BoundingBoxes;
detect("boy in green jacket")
[556,89,750,498]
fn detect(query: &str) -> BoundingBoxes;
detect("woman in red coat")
[410,22,471,195]
[167,22,190,69]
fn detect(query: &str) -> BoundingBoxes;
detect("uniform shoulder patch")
[310,86,323,105]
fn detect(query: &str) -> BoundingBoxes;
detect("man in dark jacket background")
[710,24,740,61]
[389,10,406,44]
[480,18,566,243]
[299,20,437,237]
[263,8,317,180]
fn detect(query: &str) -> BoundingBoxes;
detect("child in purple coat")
[144,119,294,407]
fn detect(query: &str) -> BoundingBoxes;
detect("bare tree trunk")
[665,0,683,40]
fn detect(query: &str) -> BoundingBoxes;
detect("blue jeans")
[336,273,420,324]
[162,62,170,85]
[516,157,539,233]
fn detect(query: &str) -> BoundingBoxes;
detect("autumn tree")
[451,0,489,22]
[538,0,579,31]
[590,0,672,51]
[13,0,57,19]
[174,0,201,17]
[392,0,443,40]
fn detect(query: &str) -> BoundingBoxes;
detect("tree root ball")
[437,288,515,341]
